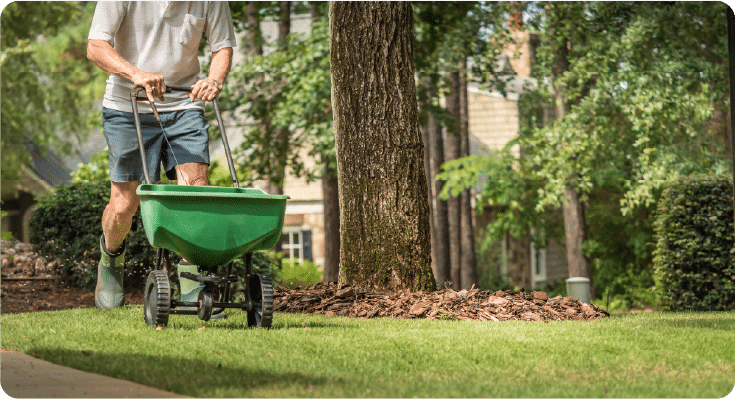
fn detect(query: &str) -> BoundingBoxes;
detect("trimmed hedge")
[30,181,276,292]
[653,174,734,311]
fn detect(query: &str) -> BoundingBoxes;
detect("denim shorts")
[102,107,210,183]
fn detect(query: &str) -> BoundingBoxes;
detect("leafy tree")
[1,2,105,195]
[439,1,730,301]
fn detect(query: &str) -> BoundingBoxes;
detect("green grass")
[1,308,733,397]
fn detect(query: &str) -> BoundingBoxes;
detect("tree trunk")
[430,107,450,287]
[419,75,438,287]
[279,1,291,50]
[313,2,339,283]
[445,71,462,289]
[562,183,591,292]
[322,161,340,282]
[246,2,263,57]
[458,58,478,289]
[548,2,594,299]
[330,1,435,291]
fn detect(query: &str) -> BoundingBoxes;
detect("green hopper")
[137,184,288,269]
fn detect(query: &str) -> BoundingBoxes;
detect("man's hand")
[133,71,166,103]
[189,78,221,102]
[87,40,166,103]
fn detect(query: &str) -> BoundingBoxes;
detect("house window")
[530,230,547,288]
[281,227,313,263]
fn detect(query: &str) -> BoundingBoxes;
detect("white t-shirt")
[88,1,236,113]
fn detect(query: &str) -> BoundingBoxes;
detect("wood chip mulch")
[273,282,609,322]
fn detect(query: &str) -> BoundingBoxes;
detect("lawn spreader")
[131,85,288,328]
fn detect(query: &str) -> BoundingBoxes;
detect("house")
[1,142,73,243]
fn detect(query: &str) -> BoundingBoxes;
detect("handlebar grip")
[134,85,193,101]
[165,85,192,93]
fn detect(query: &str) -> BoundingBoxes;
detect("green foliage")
[29,181,152,290]
[438,2,730,306]
[226,11,333,187]
[29,181,110,288]
[1,209,13,240]
[278,259,323,289]
[653,175,735,311]
[71,149,110,183]
[1,2,106,195]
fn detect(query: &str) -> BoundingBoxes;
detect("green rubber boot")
[178,261,226,319]
[95,235,125,310]
[178,261,203,307]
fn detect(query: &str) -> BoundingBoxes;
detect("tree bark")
[430,106,450,287]
[419,75,438,287]
[246,2,263,57]
[445,71,462,289]
[279,1,291,50]
[330,1,435,291]
[458,58,478,289]
[322,161,340,282]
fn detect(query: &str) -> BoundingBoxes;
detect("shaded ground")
[1,279,144,314]
[2,240,608,321]
[1,240,143,314]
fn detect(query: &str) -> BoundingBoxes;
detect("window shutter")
[301,230,313,263]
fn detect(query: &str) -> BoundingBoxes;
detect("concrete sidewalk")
[1,351,189,398]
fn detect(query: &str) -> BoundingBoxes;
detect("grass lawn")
[1,307,733,398]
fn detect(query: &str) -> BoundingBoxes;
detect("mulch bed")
[274,282,609,322]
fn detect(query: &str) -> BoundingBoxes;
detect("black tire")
[198,290,214,321]
[246,274,273,328]
[144,270,171,327]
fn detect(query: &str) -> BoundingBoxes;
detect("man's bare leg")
[102,181,143,252]
[174,162,209,187]
[96,181,142,310]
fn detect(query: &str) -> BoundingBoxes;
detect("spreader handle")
[130,85,240,188]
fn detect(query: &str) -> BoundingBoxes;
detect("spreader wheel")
[198,290,214,321]
[246,274,273,328]
[144,270,171,327]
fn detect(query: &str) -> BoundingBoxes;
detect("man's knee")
[108,181,141,218]
[176,162,209,186]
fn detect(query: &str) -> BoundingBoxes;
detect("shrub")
[278,260,324,289]
[1,209,13,240]
[30,181,155,290]
[653,174,734,311]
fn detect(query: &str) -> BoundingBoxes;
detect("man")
[87,2,236,310]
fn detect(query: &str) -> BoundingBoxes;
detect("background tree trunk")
[419,75,438,288]
[245,2,263,57]
[458,58,478,289]
[322,162,340,282]
[445,71,462,289]
[429,83,450,288]
[313,2,340,283]
[547,2,594,299]
[330,1,435,291]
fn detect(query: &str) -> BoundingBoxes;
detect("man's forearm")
[87,39,141,83]
[208,47,233,85]
[87,39,165,102]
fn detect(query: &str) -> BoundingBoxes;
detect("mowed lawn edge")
[1,307,733,398]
